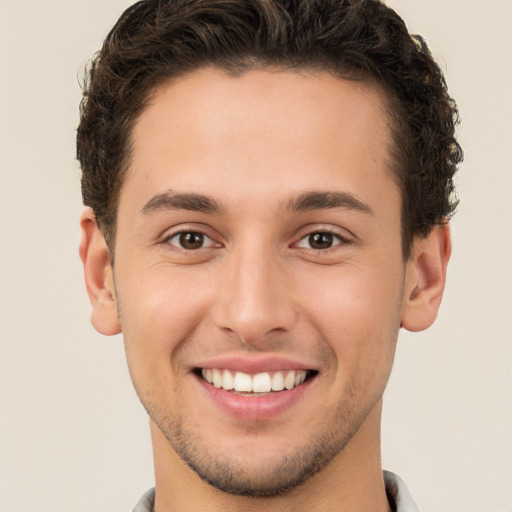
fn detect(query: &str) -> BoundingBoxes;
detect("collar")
[132,471,420,511]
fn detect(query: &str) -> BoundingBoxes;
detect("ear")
[79,208,121,336]
[401,224,452,332]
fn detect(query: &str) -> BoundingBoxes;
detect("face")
[109,68,409,495]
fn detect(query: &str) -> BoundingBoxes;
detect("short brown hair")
[77,0,462,258]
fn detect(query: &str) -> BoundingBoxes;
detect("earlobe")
[79,208,121,336]
[401,224,452,332]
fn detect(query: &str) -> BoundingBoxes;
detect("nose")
[211,244,297,345]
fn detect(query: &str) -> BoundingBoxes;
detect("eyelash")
[293,229,350,252]
[162,227,351,253]
[163,230,219,251]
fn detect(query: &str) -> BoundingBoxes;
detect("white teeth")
[234,372,253,392]
[271,372,285,391]
[202,368,213,384]
[222,369,234,390]
[201,369,309,393]
[212,369,223,388]
[294,371,306,386]
[284,371,295,390]
[252,372,272,393]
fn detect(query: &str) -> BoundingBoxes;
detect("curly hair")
[77,0,462,258]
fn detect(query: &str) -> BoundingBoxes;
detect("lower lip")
[195,374,316,421]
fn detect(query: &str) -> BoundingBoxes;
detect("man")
[77,0,462,510]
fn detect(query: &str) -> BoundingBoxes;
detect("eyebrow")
[140,190,373,217]
[140,191,223,215]
[286,191,373,215]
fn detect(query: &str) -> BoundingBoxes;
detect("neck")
[151,400,391,512]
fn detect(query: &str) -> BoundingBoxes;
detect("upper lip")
[194,355,316,374]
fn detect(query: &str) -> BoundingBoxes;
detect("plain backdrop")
[0,1,511,511]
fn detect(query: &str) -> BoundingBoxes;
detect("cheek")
[299,264,402,375]
[116,266,214,384]
[119,265,211,332]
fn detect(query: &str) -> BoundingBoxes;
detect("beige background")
[0,1,511,511]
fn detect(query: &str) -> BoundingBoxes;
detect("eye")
[296,231,345,250]
[166,231,216,250]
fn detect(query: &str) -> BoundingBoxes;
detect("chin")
[154,411,358,497]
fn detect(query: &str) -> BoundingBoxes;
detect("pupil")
[309,233,333,249]
[180,232,204,249]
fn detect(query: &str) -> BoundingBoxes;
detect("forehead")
[123,67,396,215]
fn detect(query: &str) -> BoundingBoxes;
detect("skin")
[80,68,451,511]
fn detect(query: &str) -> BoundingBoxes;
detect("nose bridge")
[213,237,296,344]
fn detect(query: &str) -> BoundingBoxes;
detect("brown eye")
[309,233,334,249]
[296,231,344,250]
[180,232,204,249]
[167,231,214,250]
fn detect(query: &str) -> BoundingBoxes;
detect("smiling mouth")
[196,368,317,394]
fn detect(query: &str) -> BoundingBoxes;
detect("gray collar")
[132,471,419,512]
[384,470,420,512]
